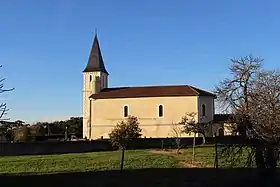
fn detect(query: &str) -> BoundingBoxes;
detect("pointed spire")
[83,31,109,74]
[95,28,98,36]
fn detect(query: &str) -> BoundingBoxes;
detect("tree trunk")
[120,147,125,171]
[64,127,68,141]
[201,133,206,144]
[176,138,181,154]
[47,124,50,136]
[258,147,278,185]
[192,133,196,163]
[214,134,219,168]
[266,147,277,169]
[255,145,265,169]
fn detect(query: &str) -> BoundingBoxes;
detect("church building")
[82,34,220,140]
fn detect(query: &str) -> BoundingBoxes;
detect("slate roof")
[83,34,108,74]
[89,85,216,99]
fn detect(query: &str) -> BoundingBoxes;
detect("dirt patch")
[150,150,213,168]
[180,161,203,168]
[149,149,181,155]
[179,161,212,168]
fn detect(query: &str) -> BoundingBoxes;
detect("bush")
[13,126,30,142]
[109,116,142,149]
[109,116,142,171]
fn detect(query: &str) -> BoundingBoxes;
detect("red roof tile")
[89,85,216,99]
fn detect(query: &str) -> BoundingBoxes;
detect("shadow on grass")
[0,168,279,187]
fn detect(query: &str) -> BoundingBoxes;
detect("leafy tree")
[5,128,14,141]
[179,112,208,163]
[13,126,30,142]
[14,120,25,127]
[36,122,50,135]
[109,116,142,171]
[45,117,83,135]
[29,124,45,136]
[66,117,83,134]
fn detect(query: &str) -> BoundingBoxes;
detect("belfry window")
[124,105,128,117]
[202,104,206,116]
[89,75,92,82]
[158,105,163,117]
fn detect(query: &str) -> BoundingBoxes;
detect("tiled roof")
[89,85,216,99]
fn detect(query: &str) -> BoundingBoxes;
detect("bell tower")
[82,32,109,139]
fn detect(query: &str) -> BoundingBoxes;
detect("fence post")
[214,133,219,168]
[120,147,125,171]
[64,126,68,141]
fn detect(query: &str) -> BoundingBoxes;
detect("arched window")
[89,75,92,82]
[124,105,128,117]
[158,105,163,117]
[202,104,206,116]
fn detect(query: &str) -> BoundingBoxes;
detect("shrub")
[109,115,142,149]
[109,116,142,171]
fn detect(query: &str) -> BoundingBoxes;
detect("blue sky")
[1,0,280,123]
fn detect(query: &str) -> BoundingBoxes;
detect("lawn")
[0,147,279,186]
[0,147,217,175]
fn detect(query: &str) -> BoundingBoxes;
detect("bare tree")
[0,65,14,120]
[214,55,280,170]
[0,65,14,141]
[248,70,280,169]
[170,122,184,154]
[179,112,208,163]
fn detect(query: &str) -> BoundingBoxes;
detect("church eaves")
[83,34,109,74]
[89,85,216,99]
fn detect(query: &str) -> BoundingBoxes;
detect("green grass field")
[0,147,278,186]
[0,147,218,175]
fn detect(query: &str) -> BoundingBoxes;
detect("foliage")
[0,116,82,142]
[109,116,142,149]
[5,128,14,141]
[66,117,83,134]
[29,124,46,136]
[42,117,83,135]
[179,112,208,141]
[13,126,30,142]
[178,112,209,162]
[13,117,82,136]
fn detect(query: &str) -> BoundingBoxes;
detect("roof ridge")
[109,85,188,89]
[187,85,200,95]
